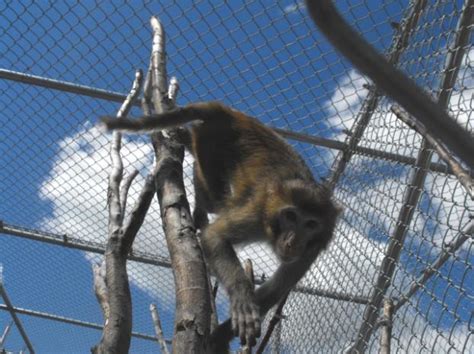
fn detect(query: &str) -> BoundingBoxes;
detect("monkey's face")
[273,206,325,263]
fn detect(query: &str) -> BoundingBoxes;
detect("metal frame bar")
[307,0,474,168]
[0,304,167,343]
[0,221,371,304]
[0,321,13,348]
[0,221,170,268]
[0,278,35,353]
[0,1,471,349]
[393,221,473,312]
[327,0,428,189]
[0,68,455,177]
[351,2,473,351]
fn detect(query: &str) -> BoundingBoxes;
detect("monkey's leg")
[210,244,325,351]
[192,166,210,231]
[201,209,262,346]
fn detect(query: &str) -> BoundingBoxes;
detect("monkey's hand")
[230,284,261,346]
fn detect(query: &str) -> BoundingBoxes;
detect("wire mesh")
[0,0,472,353]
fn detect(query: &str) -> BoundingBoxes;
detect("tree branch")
[150,303,170,354]
[256,292,289,354]
[120,169,139,221]
[147,15,211,353]
[93,70,147,354]
[391,105,473,200]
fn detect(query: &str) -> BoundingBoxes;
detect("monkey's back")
[190,105,315,208]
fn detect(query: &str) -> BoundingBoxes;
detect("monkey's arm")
[255,246,321,313]
[201,208,263,347]
[209,245,323,352]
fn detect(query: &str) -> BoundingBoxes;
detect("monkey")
[100,102,340,350]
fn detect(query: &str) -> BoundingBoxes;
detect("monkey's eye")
[283,209,298,223]
[305,219,320,231]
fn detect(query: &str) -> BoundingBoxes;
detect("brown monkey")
[101,102,340,349]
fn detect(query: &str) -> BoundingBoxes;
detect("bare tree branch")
[93,262,110,322]
[168,76,179,107]
[255,292,289,354]
[122,174,155,247]
[93,69,147,354]
[147,15,210,353]
[150,304,170,354]
[391,105,473,200]
[120,169,139,221]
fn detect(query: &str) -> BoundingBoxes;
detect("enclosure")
[0,0,473,353]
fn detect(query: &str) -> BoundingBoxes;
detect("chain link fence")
[0,0,472,353]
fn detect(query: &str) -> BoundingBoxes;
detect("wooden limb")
[391,105,473,200]
[379,298,394,354]
[120,169,139,221]
[122,174,156,249]
[148,16,210,353]
[93,262,110,322]
[168,76,179,107]
[93,70,148,354]
[108,69,143,227]
[150,304,170,354]
[207,276,219,333]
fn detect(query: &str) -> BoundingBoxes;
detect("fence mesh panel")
[0,0,472,353]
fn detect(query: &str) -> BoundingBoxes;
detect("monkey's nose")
[284,239,293,251]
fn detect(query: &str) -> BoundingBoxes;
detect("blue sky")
[1,0,472,353]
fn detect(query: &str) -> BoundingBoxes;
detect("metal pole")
[391,105,473,199]
[351,1,473,352]
[0,322,13,348]
[0,68,134,105]
[0,69,454,176]
[0,304,163,343]
[150,304,170,354]
[327,0,428,189]
[0,281,35,353]
[306,0,474,168]
[393,221,473,312]
[0,222,171,268]
[276,128,453,175]
[1,221,372,304]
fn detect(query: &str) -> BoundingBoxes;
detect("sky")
[0,0,472,353]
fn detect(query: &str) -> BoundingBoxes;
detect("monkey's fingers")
[231,305,240,336]
[244,304,260,347]
[252,304,261,338]
[238,305,248,344]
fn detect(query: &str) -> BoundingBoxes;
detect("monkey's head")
[268,180,341,263]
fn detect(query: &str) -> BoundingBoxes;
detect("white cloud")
[325,69,370,137]
[38,54,472,349]
[39,123,195,306]
[283,2,305,15]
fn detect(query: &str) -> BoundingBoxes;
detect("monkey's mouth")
[276,248,299,264]
[279,254,298,264]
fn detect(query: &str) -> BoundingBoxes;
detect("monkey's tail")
[99,102,225,133]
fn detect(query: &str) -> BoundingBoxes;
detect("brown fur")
[101,102,340,351]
